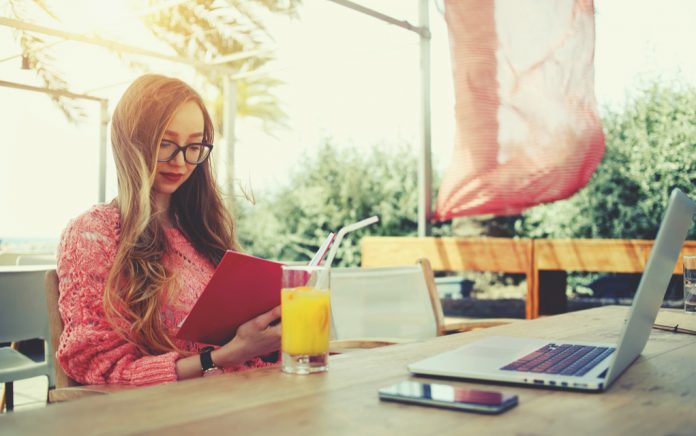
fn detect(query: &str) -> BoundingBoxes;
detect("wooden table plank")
[2,306,695,435]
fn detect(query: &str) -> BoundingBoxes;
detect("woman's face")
[153,100,204,196]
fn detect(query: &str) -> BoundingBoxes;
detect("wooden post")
[537,271,568,316]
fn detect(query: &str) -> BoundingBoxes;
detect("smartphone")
[378,380,518,414]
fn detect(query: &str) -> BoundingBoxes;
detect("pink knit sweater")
[56,204,275,386]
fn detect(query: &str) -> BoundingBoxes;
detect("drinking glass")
[281,265,331,374]
[683,256,696,314]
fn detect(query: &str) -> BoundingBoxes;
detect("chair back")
[16,254,57,266]
[44,270,80,388]
[330,259,444,341]
[0,265,55,387]
[0,266,51,344]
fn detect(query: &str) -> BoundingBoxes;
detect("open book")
[176,218,377,345]
[176,251,283,345]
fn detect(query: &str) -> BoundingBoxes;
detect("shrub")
[237,82,696,271]
[516,82,696,239]
[236,139,450,266]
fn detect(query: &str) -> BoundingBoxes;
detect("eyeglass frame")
[157,139,214,165]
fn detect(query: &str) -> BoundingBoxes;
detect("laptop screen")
[606,189,696,383]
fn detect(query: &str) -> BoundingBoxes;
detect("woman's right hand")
[213,305,282,367]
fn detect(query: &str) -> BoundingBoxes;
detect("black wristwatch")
[200,346,220,373]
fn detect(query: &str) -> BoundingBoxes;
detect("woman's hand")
[213,305,281,367]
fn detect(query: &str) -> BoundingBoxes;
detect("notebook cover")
[176,250,283,345]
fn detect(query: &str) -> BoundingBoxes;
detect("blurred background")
[1,0,695,311]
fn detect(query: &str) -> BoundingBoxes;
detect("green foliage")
[11,0,299,124]
[516,82,696,240]
[236,140,450,266]
[8,0,86,121]
[238,82,696,269]
[142,0,302,133]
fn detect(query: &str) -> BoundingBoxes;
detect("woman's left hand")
[213,305,282,367]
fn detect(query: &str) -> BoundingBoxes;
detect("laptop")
[409,188,696,392]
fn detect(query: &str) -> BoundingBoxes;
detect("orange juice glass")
[281,265,331,374]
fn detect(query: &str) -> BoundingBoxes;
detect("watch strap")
[200,346,217,372]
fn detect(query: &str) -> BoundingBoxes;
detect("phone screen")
[378,380,518,414]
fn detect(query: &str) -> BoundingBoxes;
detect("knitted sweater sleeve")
[56,206,181,386]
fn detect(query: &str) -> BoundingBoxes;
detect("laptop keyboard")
[500,344,616,377]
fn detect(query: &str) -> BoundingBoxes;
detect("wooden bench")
[531,239,696,318]
[361,236,696,319]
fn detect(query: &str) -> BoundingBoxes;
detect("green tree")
[6,0,85,120]
[236,140,450,266]
[141,0,301,133]
[6,0,300,125]
[516,82,696,239]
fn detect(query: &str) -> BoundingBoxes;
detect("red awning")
[435,0,605,220]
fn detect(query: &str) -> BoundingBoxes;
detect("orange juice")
[281,286,331,355]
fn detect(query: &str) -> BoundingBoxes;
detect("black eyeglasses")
[157,140,213,165]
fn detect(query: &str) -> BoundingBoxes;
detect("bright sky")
[1,0,695,240]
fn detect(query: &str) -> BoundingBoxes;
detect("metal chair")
[0,266,55,412]
[44,270,129,402]
[15,255,56,266]
[331,259,442,343]
[329,259,519,352]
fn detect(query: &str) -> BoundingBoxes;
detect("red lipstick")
[161,172,184,183]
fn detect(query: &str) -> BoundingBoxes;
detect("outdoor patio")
[2,0,696,434]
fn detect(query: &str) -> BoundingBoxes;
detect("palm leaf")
[140,0,300,131]
[8,0,85,122]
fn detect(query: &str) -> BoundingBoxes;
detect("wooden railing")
[361,237,696,319]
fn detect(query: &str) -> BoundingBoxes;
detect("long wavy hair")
[104,74,238,355]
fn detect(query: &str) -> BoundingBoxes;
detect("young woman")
[56,74,281,385]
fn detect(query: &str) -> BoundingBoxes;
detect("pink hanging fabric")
[435,0,605,220]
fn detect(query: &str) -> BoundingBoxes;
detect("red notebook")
[176,250,283,345]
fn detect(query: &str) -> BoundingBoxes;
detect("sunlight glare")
[56,0,141,38]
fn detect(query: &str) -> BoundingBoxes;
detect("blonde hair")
[104,74,238,355]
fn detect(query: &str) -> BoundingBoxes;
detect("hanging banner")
[435,0,605,220]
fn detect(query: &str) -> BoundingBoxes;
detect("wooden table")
[2,306,695,435]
